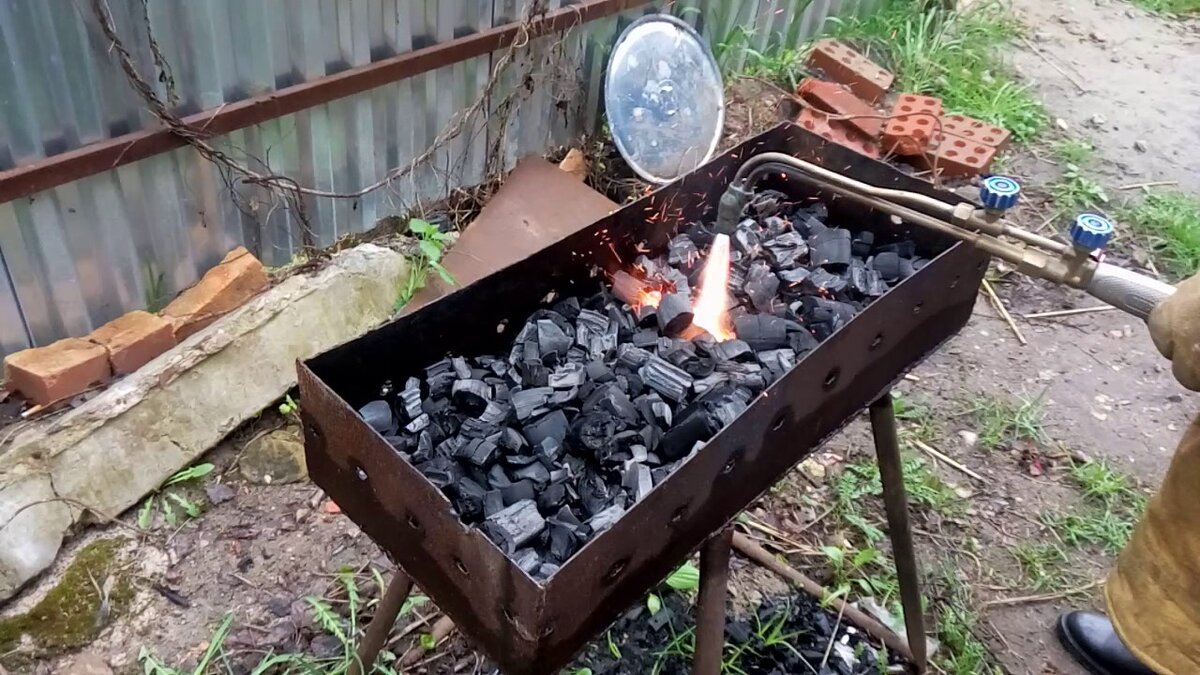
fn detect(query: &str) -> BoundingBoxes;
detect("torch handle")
[1086,262,1176,321]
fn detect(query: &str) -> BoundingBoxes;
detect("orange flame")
[637,288,662,310]
[692,234,736,341]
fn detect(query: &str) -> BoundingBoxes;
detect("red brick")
[935,114,1011,150]
[882,94,944,156]
[793,108,880,160]
[921,134,996,177]
[3,338,111,406]
[162,247,269,340]
[806,39,894,104]
[89,310,176,375]
[796,79,882,139]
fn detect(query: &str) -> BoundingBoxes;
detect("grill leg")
[693,526,733,675]
[869,394,928,673]
[351,569,413,675]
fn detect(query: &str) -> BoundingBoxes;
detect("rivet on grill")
[913,302,924,315]
[355,465,368,481]
[454,558,469,576]
[823,368,841,390]
[669,504,689,525]
[604,558,629,582]
[870,332,884,350]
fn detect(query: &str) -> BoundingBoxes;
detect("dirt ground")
[3,2,1198,674]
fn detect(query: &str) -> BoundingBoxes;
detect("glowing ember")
[692,233,736,341]
[637,288,662,310]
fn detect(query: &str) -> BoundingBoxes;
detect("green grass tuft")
[963,392,1048,450]
[1119,190,1200,278]
[1044,460,1147,554]
[1127,0,1200,14]
[831,1,1046,141]
[1012,542,1072,591]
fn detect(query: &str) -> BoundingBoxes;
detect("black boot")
[1057,611,1156,675]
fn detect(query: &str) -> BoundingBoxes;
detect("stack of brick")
[795,39,1009,178]
[3,246,269,407]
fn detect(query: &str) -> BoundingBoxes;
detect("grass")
[831,0,1047,141]
[1127,0,1200,14]
[395,218,455,311]
[1119,190,1200,278]
[963,392,1048,450]
[892,391,940,445]
[928,564,1003,675]
[1012,542,1072,591]
[1051,137,1094,166]
[1044,460,1147,554]
[1047,137,1109,211]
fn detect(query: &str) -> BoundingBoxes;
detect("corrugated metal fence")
[0,0,871,361]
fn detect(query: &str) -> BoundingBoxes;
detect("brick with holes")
[881,94,943,156]
[793,107,880,159]
[806,39,894,104]
[796,78,882,138]
[934,113,1012,150]
[921,134,997,177]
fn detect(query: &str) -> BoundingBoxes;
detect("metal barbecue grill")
[297,122,989,674]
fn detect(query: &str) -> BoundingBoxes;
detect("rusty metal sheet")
[301,123,989,674]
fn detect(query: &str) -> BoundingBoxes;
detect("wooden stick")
[981,279,1027,345]
[400,615,456,667]
[1117,180,1177,191]
[730,532,916,662]
[980,580,1102,608]
[1018,35,1089,93]
[911,439,986,483]
[1023,306,1118,320]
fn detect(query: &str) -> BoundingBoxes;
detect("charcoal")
[660,338,698,367]
[511,387,553,420]
[358,400,395,434]
[586,360,614,382]
[743,261,780,312]
[651,466,674,486]
[498,427,526,452]
[792,214,826,238]
[488,464,513,489]
[808,228,852,270]
[750,189,789,217]
[762,215,791,238]
[661,410,715,460]
[631,330,659,349]
[778,267,811,287]
[848,259,888,297]
[656,293,694,337]
[522,409,569,448]
[513,462,551,484]
[552,296,581,320]
[419,457,462,489]
[622,463,653,501]
[537,319,572,359]
[764,231,808,269]
[436,434,466,458]
[548,387,579,406]
[668,234,699,268]
[584,385,639,424]
[538,480,568,512]
[452,379,491,415]
[803,268,848,295]
[571,412,618,457]
[788,329,820,354]
[501,480,536,505]
[734,314,788,351]
[484,490,505,517]
[405,413,431,434]
[537,438,563,465]
[512,547,541,574]
[414,431,433,462]
[851,230,875,257]
[877,240,916,258]
[459,417,497,439]
[587,503,625,534]
[399,378,423,419]
[449,478,487,520]
[452,356,472,379]
[456,437,499,467]
[639,356,693,402]
[575,308,610,336]
[611,270,656,308]
[502,452,539,467]
[708,339,752,362]
[426,359,456,398]
[758,348,797,381]
[548,362,586,389]
[733,222,762,257]
[579,476,614,516]
[692,371,731,396]
[477,400,510,426]
[660,266,691,297]
[898,257,916,280]
[870,251,901,283]
[718,361,768,391]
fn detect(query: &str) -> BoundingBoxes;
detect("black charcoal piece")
[584,385,639,424]
[877,240,917,258]
[587,504,625,534]
[652,466,674,486]
[734,314,789,351]
[661,410,715,460]
[404,413,431,434]
[548,387,578,406]
[631,329,659,349]
[477,400,510,425]
[575,309,610,336]
[521,409,569,448]
[553,296,581,320]
[758,348,797,381]
[762,215,791,238]
[415,432,433,462]
[898,256,916,280]
[764,231,809,269]
[623,463,653,502]
[848,260,888,297]
[459,417,497,439]
[705,338,744,360]
[537,437,563,464]
[548,362,586,389]
[484,490,505,517]
[611,270,657,308]
[501,479,536,505]
[792,214,826,238]
[452,379,490,415]
[750,189,788,217]
[452,356,472,379]
[778,267,811,287]
[538,480,568,512]
[803,268,849,295]
[788,329,820,354]
[743,261,780,312]
[851,230,875,257]
[870,251,901,282]
[513,462,551,484]
[482,499,549,552]
[536,563,560,580]
[400,378,423,419]
[512,547,541,574]
[498,427,526,451]
[502,452,539,467]
[488,464,513,489]
[639,356,693,402]
[456,437,498,467]
[693,371,731,396]
[449,478,487,520]
[511,387,553,420]
[719,361,767,392]
[358,400,394,434]
[661,266,690,296]
[425,359,456,398]
[537,320,572,359]
[571,412,618,457]
[733,222,762,257]
[616,343,652,369]
[586,359,614,382]
[656,293,694,337]
[418,457,462,489]
[808,228,852,270]
[668,234,699,268]
[436,434,466,458]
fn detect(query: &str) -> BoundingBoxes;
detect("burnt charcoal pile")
[357,189,924,580]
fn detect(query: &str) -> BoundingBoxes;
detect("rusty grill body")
[298,124,988,674]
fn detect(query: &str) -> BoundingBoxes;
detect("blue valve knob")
[979,176,1021,210]
[1070,213,1115,250]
